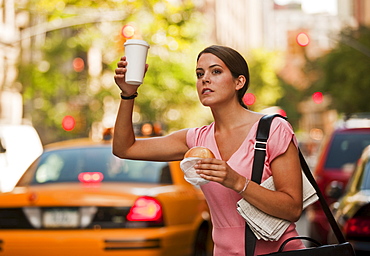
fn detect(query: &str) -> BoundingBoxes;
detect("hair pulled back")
[197,45,250,109]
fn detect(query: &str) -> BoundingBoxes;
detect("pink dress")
[186,118,305,256]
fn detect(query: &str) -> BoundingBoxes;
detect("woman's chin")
[200,98,215,107]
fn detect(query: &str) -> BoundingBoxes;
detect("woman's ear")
[235,75,246,90]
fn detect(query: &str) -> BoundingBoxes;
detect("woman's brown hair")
[197,45,250,109]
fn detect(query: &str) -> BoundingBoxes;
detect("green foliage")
[136,51,212,132]
[309,26,370,115]
[18,0,291,144]
[275,79,303,128]
[18,0,208,143]
[20,28,101,142]
[247,49,284,111]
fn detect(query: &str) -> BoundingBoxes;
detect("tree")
[247,49,284,111]
[308,26,370,115]
[17,0,210,143]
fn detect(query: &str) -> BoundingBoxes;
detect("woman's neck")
[211,103,259,132]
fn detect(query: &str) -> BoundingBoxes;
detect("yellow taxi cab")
[0,136,212,256]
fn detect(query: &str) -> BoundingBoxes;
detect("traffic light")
[117,24,136,51]
[121,25,135,39]
[62,115,76,131]
[243,93,256,106]
[296,32,310,47]
[312,92,323,104]
[277,108,287,117]
[72,57,85,72]
[287,30,310,55]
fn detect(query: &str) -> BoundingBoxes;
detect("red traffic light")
[121,25,135,39]
[312,92,323,104]
[73,57,84,72]
[277,108,287,117]
[62,115,76,131]
[296,32,310,47]
[243,93,256,106]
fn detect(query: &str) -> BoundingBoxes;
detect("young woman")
[113,45,304,255]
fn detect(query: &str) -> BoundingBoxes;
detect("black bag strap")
[251,114,285,183]
[245,114,346,256]
[246,114,284,255]
[298,149,346,243]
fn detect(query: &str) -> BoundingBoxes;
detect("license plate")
[43,209,79,228]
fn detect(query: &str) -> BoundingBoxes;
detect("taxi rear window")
[30,147,172,185]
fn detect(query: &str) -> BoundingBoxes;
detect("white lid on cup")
[124,39,150,48]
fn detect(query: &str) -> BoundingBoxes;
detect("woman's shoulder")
[269,115,294,133]
[267,115,298,153]
[186,123,214,148]
[188,122,214,134]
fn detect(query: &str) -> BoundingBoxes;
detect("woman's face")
[196,53,240,107]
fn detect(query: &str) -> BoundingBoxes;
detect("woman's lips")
[202,88,213,94]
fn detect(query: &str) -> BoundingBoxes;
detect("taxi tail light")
[344,216,370,237]
[127,196,163,222]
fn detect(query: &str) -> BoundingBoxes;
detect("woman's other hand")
[194,158,244,192]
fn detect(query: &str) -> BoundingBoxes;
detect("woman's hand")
[194,158,245,192]
[114,56,149,96]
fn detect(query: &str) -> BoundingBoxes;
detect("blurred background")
[0,0,370,188]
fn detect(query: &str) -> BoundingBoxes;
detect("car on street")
[0,124,43,192]
[329,145,370,256]
[0,137,212,256]
[306,114,370,244]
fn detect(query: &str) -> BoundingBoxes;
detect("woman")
[113,45,304,255]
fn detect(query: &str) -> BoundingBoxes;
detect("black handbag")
[245,114,355,256]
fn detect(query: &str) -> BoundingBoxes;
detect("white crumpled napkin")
[180,157,210,186]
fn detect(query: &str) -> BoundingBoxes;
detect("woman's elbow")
[112,146,126,159]
[288,204,303,223]
[112,149,122,159]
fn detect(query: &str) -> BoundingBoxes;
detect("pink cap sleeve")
[266,118,298,162]
[186,127,197,149]
[186,123,215,150]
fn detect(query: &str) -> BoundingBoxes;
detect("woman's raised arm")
[112,56,189,162]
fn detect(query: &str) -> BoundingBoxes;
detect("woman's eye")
[196,72,204,78]
[212,69,221,74]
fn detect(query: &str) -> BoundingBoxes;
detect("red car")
[306,119,370,244]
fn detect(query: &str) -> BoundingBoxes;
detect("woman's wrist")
[120,91,138,100]
[238,177,250,194]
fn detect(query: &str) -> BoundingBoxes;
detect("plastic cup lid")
[124,39,150,48]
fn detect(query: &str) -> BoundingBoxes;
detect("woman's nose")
[202,72,210,84]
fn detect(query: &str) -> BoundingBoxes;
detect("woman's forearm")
[112,98,136,158]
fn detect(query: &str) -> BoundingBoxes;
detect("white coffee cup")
[124,39,150,85]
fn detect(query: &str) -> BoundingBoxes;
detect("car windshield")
[324,133,370,169]
[28,146,172,185]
